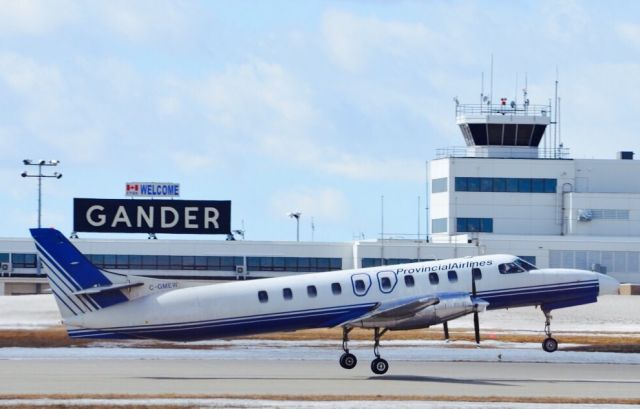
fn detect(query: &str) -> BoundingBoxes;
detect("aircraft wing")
[339,295,439,326]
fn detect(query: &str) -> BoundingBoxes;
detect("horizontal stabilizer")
[73,281,144,296]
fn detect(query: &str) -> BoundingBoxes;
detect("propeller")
[443,321,449,340]
[472,273,480,344]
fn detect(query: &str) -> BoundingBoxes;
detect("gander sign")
[73,198,231,234]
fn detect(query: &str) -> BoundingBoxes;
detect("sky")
[1,0,640,242]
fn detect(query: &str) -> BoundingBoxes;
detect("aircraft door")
[377,270,397,294]
[351,273,372,296]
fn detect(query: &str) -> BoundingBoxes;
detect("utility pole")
[21,159,62,275]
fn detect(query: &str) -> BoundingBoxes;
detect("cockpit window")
[514,258,537,271]
[498,262,525,274]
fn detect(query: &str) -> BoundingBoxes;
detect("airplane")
[31,228,620,375]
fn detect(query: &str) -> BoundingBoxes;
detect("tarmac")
[1,356,639,401]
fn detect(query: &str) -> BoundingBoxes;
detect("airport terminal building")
[3,100,640,294]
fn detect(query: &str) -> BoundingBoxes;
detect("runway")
[1,347,639,401]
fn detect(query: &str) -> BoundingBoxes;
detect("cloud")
[0,0,77,36]
[195,60,425,181]
[270,187,350,223]
[321,9,436,73]
[616,22,640,49]
[94,0,193,43]
[540,0,590,43]
[170,151,215,174]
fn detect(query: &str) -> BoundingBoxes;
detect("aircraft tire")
[371,358,389,375]
[339,353,357,369]
[542,337,558,353]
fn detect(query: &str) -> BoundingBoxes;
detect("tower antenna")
[514,72,518,106]
[489,54,494,107]
[480,72,484,105]
[554,66,559,158]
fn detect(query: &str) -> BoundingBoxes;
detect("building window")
[404,275,415,287]
[455,177,557,194]
[544,179,557,193]
[457,218,493,233]
[455,177,468,191]
[432,218,447,233]
[361,258,433,268]
[467,177,481,192]
[307,285,317,298]
[480,178,493,192]
[531,178,545,193]
[258,290,268,303]
[246,256,342,272]
[283,288,293,300]
[11,253,37,268]
[432,177,448,193]
[331,282,342,295]
[429,272,439,285]
[447,270,458,283]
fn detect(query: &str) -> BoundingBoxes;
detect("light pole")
[288,212,301,242]
[21,159,62,228]
[21,159,62,276]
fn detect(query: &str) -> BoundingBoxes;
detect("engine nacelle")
[354,294,487,330]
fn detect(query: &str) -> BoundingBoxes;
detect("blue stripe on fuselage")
[480,280,599,310]
[67,303,376,341]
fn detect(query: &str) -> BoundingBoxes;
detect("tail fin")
[30,228,129,318]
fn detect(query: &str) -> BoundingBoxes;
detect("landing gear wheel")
[371,358,389,375]
[339,352,357,369]
[541,310,558,353]
[542,337,558,353]
[338,327,357,369]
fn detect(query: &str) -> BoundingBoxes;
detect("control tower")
[454,98,553,159]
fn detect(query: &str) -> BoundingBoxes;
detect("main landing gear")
[541,310,558,353]
[339,327,357,369]
[338,327,390,375]
[371,327,389,375]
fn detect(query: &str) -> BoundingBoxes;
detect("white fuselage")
[64,254,617,341]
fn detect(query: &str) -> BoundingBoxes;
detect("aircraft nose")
[598,274,620,296]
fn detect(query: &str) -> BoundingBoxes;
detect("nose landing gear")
[542,310,558,353]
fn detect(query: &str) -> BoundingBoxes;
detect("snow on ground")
[1,294,639,333]
[0,399,636,408]
[0,295,60,328]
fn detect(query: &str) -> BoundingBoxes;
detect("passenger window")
[331,282,342,295]
[307,285,317,298]
[472,268,482,280]
[283,288,292,300]
[429,272,439,285]
[404,275,415,287]
[355,280,365,292]
[258,290,268,303]
[448,270,458,283]
[380,277,392,291]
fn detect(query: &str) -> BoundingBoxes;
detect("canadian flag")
[126,183,139,192]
